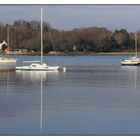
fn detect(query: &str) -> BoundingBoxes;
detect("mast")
[135,32,137,58]
[7,25,9,48]
[41,7,43,64]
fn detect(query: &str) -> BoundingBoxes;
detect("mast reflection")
[121,66,138,92]
[15,70,59,132]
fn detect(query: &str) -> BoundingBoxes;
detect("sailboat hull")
[15,68,60,71]
[16,63,60,71]
[121,57,140,66]
[121,63,140,66]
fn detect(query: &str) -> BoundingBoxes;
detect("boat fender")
[63,67,66,72]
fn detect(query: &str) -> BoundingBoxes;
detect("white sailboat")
[16,8,60,71]
[121,33,140,66]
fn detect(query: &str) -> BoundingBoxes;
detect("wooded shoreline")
[2,51,140,56]
[0,21,140,54]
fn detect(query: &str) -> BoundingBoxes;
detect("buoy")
[63,67,66,72]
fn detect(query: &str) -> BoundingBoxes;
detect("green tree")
[111,29,130,51]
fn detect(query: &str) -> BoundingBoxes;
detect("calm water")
[0,55,140,135]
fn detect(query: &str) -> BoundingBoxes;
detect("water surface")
[0,55,140,135]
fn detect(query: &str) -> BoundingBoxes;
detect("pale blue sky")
[0,5,140,32]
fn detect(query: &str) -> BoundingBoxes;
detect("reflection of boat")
[121,33,140,66]
[121,65,138,71]
[0,59,16,71]
[121,65,138,92]
[16,70,58,132]
[15,8,60,71]
[16,71,47,81]
[15,70,59,82]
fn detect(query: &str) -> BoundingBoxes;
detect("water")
[0,55,140,135]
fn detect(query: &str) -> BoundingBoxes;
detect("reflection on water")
[0,55,140,135]
[0,63,16,71]
[16,71,45,132]
[15,71,59,133]
[0,69,60,135]
[40,73,43,132]
[16,71,48,81]
[121,66,138,92]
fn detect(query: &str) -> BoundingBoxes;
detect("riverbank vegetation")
[0,20,139,54]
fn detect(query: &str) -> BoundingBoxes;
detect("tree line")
[0,19,139,53]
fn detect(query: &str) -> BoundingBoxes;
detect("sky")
[0,5,140,32]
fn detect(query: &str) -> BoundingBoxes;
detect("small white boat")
[121,57,140,65]
[16,63,60,71]
[0,57,16,63]
[121,33,140,66]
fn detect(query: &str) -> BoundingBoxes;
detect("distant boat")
[121,33,140,66]
[0,56,16,63]
[16,8,60,71]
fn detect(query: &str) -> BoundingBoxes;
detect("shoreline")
[95,52,140,55]
[1,51,140,56]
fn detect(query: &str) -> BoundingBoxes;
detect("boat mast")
[41,7,43,65]
[135,32,137,58]
[7,25,9,48]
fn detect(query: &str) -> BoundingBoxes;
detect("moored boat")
[15,8,61,71]
[16,63,60,71]
[0,57,16,63]
[121,33,140,66]
[121,57,140,65]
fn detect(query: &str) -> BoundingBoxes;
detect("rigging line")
[47,28,59,65]
[43,8,59,65]
[135,32,137,58]
[41,7,43,65]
